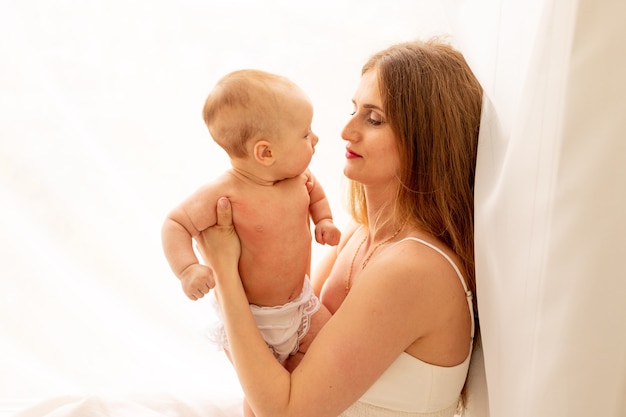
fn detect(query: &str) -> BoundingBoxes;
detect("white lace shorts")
[210,277,320,363]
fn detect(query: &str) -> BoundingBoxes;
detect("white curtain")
[0,0,449,412]
[447,0,626,416]
[4,1,625,416]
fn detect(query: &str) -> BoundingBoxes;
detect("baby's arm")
[161,184,220,300]
[306,170,341,246]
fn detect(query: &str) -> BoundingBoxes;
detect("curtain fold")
[448,0,626,416]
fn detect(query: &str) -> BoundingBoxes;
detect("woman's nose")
[341,118,356,142]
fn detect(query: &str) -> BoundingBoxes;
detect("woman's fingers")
[216,197,233,227]
[196,197,241,274]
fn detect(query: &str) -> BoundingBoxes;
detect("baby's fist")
[180,264,215,300]
[315,219,341,246]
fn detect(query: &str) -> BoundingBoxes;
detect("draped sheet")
[0,1,449,416]
[448,0,626,416]
[9,395,243,417]
[3,1,625,416]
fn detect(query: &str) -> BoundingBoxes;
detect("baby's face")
[271,91,318,178]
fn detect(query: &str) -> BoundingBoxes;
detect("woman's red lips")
[345,147,361,159]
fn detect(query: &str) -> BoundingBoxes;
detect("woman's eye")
[366,112,383,126]
[349,107,383,125]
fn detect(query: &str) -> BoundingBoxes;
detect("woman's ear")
[253,140,274,166]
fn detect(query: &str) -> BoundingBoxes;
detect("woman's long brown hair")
[348,39,483,409]
[350,38,482,299]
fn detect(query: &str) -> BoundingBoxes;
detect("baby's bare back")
[227,173,313,307]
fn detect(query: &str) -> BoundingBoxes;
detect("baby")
[161,69,340,364]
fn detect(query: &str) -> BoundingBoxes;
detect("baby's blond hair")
[203,69,298,158]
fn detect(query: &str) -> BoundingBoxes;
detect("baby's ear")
[253,140,274,166]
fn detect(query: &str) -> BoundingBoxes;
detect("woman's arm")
[198,198,429,417]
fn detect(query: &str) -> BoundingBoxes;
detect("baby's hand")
[314,219,341,246]
[180,264,215,300]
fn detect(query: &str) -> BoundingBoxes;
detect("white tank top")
[339,237,475,417]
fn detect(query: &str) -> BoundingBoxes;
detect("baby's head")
[203,70,317,174]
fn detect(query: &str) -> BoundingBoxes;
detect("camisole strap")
[395,237,475,339]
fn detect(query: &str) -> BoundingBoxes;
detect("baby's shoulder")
[278,171,311,186]
[191,172,234,195]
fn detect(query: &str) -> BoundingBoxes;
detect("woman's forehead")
[353,69,382,108]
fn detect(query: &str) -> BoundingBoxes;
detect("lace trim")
[207,278,320,360]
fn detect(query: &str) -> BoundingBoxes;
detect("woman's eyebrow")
[351,99,384,112]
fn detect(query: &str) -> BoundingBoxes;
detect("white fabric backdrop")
[4,1,625,416]
[0,0,451,413]
[447,0,626,416]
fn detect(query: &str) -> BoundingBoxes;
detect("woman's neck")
[363,186,404,242]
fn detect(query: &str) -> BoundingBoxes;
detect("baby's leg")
[284,303,332,372]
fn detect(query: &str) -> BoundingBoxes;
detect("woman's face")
[341,69,400,188]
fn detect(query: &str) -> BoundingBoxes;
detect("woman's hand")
[196,197,241,281]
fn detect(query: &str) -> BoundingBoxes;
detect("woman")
[199,39,483,417]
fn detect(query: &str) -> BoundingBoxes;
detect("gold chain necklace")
[345,226,403,294]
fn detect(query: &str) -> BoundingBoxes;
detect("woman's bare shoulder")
[355,234,467,327]
[373,231,460,276]
[361,235,472,364]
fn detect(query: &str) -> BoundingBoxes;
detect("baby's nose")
[311,133,319,147]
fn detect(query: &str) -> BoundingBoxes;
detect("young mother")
[199,39,483,417]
